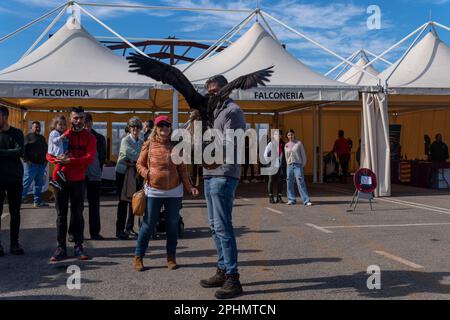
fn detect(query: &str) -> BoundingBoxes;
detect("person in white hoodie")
[284,129,312,206]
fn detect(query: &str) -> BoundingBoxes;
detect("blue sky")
[0,0,449,76]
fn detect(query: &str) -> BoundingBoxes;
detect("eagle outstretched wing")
[127,52,207,110]
[218,66,274,98]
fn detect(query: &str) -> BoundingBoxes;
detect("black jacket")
[0,126,24,183]
[91,129,107,168]
[24,132,47,164]
[430,141,449,162]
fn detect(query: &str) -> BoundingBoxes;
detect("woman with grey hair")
[115,117,144,240]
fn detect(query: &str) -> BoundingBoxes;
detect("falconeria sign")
[32,88,90,98]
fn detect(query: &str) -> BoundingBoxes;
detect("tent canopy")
[338,56,380,86]
[0,19,156,103]
[376,30,450,95]
[0,19,360,112]
[180,22,360,103]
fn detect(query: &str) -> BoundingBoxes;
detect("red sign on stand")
[354,168,377,194]
[348,168,377,212]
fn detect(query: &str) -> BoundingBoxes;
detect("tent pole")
[172,90,179,129]
[0,3,68,45]
[334,51,360,80]
[183,9,257,72]
[204,11,257,59]
[313,105,318,183]
[318,105,324,183]
[257,10,281,44]
[357,22,429,73]
[385,23,429,83]
[324,50,359,77]
[378,92,391,197]
[433,22,450,32]
[261,10,380,82]
[75,3,149,57]
[76,2,252,14]
[20,5,68,60]
[365,50,392,65]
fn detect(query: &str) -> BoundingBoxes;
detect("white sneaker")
[287,201,296,205]
[251,178,259,183]
[243,179,250,184]
[305,202,313,206]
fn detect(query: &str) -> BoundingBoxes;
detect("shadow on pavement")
[242,270,450,299]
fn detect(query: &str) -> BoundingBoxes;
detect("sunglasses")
[157,122,171,128]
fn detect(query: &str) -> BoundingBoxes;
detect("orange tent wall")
[280,109,361,175]
[390,108,450,161]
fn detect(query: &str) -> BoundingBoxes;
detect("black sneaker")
[126,229,139,238]
[57,171,67,183]
[0,243,4,257]
[214,274,243,299]
[277,195,285,204]
[116,231,130,240]
[91,234,105,241]
[10,242,25,255]
[68,234,75,243]
[50,247,68,262]
[269,195,275,204]
[74,245,89,261]
[200,268,226,288]
[49,180,62,190]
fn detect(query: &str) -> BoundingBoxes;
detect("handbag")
[132,188,146,216]
[132,141,151,216]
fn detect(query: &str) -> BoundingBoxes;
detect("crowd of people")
[3,67,447,300]
[0,75,250,299]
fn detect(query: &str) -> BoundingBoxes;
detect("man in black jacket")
[22,121,48,207]
[430,134,449,162]
[0,106,25,256]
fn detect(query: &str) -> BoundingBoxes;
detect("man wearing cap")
[199,75,246,299]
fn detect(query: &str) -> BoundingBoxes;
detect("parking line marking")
[326,185,450,216]
[323,222,450,229]
[380,198,450,214]
[1,213,9,220]
[305,223,333,234]
[380,198,450,215]
[265,207,283,215]
[374,250,424,269]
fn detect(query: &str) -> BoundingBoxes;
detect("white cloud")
[11,0,174,19]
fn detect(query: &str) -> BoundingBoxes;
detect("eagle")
[127,52,274,132]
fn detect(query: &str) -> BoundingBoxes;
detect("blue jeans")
[135,197,181,257]
[22,163,46,204]
[204,177,239,275]
[287,163,311,204]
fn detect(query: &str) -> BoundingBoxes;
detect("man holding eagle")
[127,52,274,299]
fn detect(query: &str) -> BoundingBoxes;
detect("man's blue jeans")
[135,197,181,257]
[22,163,46,204]
[287,163,311,204]
[204,177,239,275]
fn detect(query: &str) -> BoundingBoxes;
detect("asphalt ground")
[1,181,450,300]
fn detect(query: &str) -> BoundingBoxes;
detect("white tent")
[338,56,380,86]
[179,22,360,102]
[376,30,450,94]
[0,19,156,102]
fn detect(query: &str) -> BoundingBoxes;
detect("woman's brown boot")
[167,255,178,270]
[134,256,144,272]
